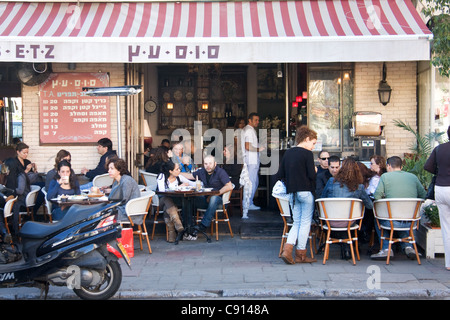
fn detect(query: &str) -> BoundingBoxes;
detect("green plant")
[423,203,440,228]
[393,119,445,189]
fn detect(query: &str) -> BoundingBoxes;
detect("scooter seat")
[19,203,113,239]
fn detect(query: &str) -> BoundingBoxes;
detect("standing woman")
[424,125,450,271]
[106,158,141,222]
[276,126,317,264]
[46,160,80,221]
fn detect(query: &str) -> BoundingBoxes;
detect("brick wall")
[354,61,418,158]
[22,63,125,175]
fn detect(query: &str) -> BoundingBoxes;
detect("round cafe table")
[156,188,219,244]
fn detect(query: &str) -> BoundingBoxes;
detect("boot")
[167,207,184,232]
[280,243,295,265]
[165,215,177,243]
[295,249,317,263]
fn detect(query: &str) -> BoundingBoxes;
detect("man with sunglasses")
[317,151,330,174]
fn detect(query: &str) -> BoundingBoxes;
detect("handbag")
[272,180,289,200]
[426,175,436,200]
[426,145,440,200]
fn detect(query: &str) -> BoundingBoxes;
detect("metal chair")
[139,170,158,191]
[123,191,154,254]
[196,188,234,241]
[315,198,365,265]
[274,195,316,259]
[92,173,114,188]
[1,196,17,236]
[18,185,41,226]
[373,198,424,265]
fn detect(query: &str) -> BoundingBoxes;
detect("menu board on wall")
[39,73,110,144]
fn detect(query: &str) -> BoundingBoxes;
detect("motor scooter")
[0,200,130,300]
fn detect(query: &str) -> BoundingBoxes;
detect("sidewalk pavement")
[2,210,450,300]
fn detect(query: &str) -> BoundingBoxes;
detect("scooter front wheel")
[73,259,122,300]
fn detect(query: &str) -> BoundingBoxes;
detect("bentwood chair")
[18,185,41,227]
[150,194,169,241]
[274,195,316,259]
[92,173,114,189]
[139,170,158,191]
[1,196,17,236]
[40,187,54,223]
[315,198,365,265]
[196,187,234,241]
[123,191,154,254]
[373,198,424,265]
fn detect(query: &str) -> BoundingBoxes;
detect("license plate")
[117,242,131,266]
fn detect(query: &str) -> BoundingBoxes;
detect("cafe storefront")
[0,0,432,178]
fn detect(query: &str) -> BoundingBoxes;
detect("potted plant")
[393,119,447,258]
[423,202,440,228]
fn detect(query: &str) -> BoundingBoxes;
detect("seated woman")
[106,158,141,223]
[145,146,170,174]
[46,160,80,221]
[45,149,72,190]
[321,157,373,259]
[157,161,195,242]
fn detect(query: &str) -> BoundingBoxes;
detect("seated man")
[371,156,427,260]
[183,155,233,236]
[316,155,340,198]
[80,138,117,189]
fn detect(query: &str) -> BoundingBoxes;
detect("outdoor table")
[156,188,220,244]
[50,195,111,208]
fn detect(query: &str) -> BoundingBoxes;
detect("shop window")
[0,97,22,146]
[308,64,354,152]
[257,64,285,132]
[0,63,22,147]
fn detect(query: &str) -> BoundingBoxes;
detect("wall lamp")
[378,62,392,106]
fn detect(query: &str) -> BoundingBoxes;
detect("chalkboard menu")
[39,73,110,144]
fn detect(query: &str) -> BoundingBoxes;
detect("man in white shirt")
[241,113,264,210]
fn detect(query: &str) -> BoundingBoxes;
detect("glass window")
[308,64,354,152]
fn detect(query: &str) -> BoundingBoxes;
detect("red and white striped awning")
[0,1,432,63]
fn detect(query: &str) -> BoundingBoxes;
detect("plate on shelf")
[174,90,183,101]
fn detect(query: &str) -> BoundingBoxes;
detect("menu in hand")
[39,72,110,144]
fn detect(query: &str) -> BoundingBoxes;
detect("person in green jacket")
[371,156,426,260]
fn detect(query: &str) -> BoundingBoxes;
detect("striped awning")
[0,1,432,63]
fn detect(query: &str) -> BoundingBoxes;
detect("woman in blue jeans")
[276,126,318,264]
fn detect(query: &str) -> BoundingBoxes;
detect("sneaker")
[370,249,394,260]
[404,247,421,260]
[248,204,261,210]
[183,234,197,241]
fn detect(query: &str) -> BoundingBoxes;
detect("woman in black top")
[276,126,317,265]
[425,125,450,270]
